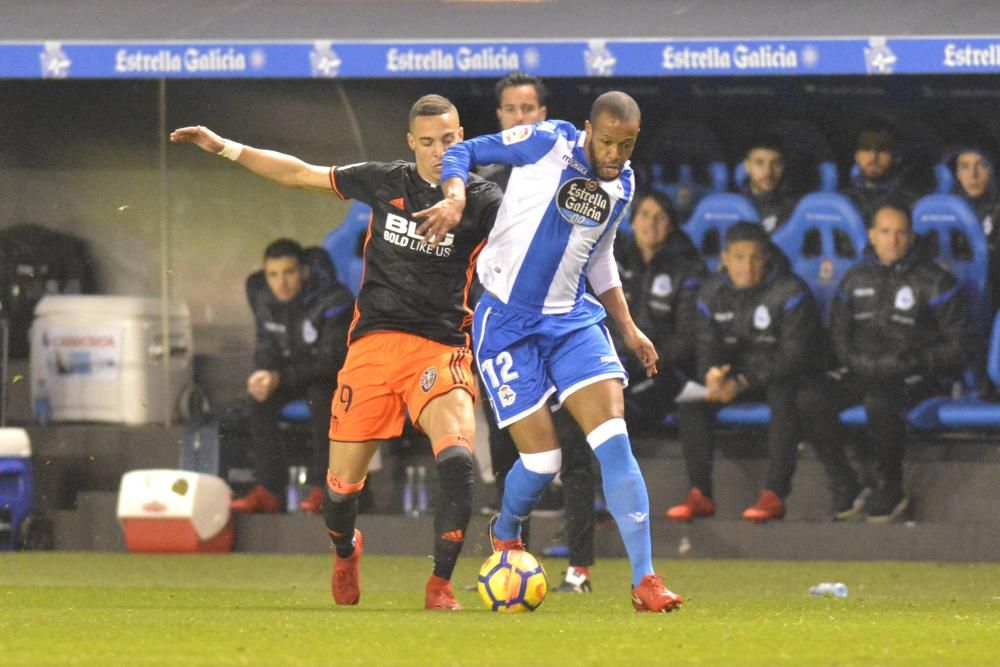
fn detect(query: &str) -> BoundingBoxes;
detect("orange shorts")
[328,331,476,442]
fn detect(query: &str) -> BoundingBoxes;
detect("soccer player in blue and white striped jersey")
[418,91,683,612]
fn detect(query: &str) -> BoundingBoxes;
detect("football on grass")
[477,549,547,612]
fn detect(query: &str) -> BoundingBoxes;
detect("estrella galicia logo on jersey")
[384,212,454,257]
[556,178,612,227]
[420,367,437,393]
[895,285,915,311]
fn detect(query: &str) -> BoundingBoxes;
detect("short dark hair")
[724,221,770,250]
[856,119,898,153]
[408,94,458,128]
[495,71,547,108]
[745,133,785,158]
[871,201,913,230]
[631,190,677,227]
[264,238,305,264]
[589,91,641,126]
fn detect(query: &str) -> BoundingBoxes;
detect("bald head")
[589,91,641,127]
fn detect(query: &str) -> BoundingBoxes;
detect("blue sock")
[589,419,654,587]
[495,458,557,541]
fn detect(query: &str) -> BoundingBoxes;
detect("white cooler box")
[117,469,234,553]
[30,295,193,424]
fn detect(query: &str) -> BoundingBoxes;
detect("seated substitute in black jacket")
[614,190,706,433]
[796,204,975,523]
[666,222,824,523]
[232,239,354,514]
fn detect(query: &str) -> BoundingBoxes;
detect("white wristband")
[217,140,244,161]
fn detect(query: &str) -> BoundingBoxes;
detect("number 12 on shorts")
[480,351,519,388]
[480,352,520,409]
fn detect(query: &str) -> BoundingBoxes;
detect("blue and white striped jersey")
[442,120,634,314]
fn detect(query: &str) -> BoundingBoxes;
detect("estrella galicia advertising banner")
[3,37,1000,79]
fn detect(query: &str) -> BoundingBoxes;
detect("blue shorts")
[472,292,627,428]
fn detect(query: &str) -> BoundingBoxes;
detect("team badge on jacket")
[651,274,673,297]
[894,286,915,311]
[420,367,438,393]
[753,305,771,329]
[302,319,318,344]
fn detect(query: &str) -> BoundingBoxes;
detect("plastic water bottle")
[416,465,429,515]
[809,582,848,598]
[403,465,416,516]
[286,466,302,512]
[34,379,51,425]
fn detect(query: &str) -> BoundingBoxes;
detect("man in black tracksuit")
[233,239,354,514]
[796,204,975,522]
[615,190,706,433]
[666,222,825,523]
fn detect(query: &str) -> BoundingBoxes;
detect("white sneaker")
[555,566,592,593]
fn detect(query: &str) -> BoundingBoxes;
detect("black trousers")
[248,383,334,494]
[796,371,943,493]
[677,383,801,499]
[482,377,595,567]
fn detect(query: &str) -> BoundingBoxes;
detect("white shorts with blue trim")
[473,292,627,428]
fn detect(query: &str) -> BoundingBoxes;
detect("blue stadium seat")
[732,161,839,193]
[839,396,948,430]
[280,399,312,423]
[323,200,371,297]
[683,193,760,272]
[818,161,839,193]
[715,403,771,426]
[934,163,955,194]
[912,194,989,325]
[936,310,1000,428]
[771,193,867,322]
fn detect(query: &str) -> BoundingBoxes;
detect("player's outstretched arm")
[169,125,332,192]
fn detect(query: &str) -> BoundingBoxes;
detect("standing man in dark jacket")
[615,190,706,433]
[666,222,824,523]
[234,239,353,514]
[797,204,974,522]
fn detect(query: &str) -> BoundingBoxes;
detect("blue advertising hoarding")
[3,37,1000,79]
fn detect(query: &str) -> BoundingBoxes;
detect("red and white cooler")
[117,469,234,553]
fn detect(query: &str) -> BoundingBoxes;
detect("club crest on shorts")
[895,285,915,311]
[498,384,517,408]
[420,367,438,393]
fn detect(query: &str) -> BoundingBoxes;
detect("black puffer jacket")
[694,247,822,388]
[830,237,974,380]
[616,229,705,376]
[247,248,354,391]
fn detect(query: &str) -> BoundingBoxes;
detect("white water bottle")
[416,465,429,515]
[403,465,416,516]
[809,582,848,598]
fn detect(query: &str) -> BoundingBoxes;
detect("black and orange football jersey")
[330,160,501,347]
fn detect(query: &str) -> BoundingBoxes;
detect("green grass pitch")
[2,553,998,666]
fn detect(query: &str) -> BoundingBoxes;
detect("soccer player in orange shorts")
[170,94,502,610]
